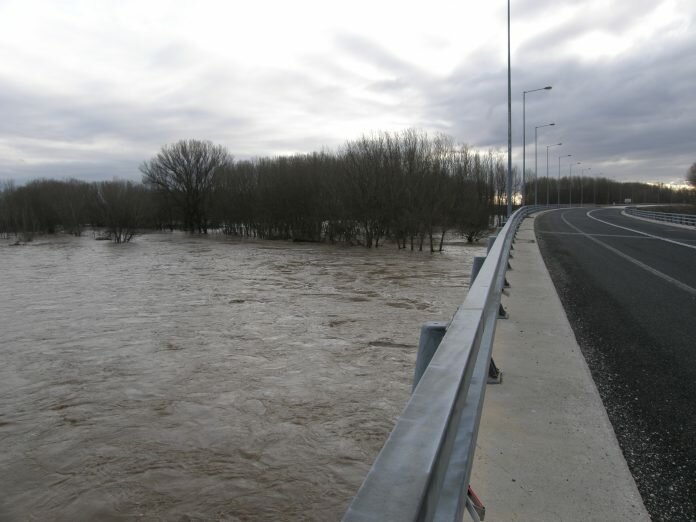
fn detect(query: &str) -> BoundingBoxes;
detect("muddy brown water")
[0,232,483,520]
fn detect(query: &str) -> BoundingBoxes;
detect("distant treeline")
[1,130,694,248]
[525,177,695,208]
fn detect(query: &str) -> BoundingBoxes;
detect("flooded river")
[0,232,484,521]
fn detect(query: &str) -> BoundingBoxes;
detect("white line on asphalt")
[561,212,696,298]
[537,231,657,239]
[586,209,696,251]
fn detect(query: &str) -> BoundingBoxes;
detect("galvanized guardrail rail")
[343,206,542,522]
[625,207,696,227]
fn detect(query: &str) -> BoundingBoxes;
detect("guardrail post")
[412,321,448,392]
[471,255,503,385]
[471,256,486,285]
[486,236,496,253]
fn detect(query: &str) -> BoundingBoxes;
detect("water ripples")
[0,232,483,520]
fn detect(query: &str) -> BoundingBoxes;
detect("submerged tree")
[140,139,232,233]
[95,180,148,243]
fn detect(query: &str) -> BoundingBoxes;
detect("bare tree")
[688,162,696,187]
[140,139,231,233]
[95,180,148,243]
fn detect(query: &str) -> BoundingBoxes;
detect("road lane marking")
[537,231,657,239]
[586,209,696,251]
[561,212,696,298]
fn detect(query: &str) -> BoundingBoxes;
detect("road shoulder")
[469,214,648,521]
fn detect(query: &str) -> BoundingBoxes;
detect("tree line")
[522,176,695,207]
[0,178,148,243]
[0,132,512,249]
[204,131,511,250]
[1,131,694,247]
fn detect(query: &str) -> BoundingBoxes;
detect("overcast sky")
[1,0,694,185]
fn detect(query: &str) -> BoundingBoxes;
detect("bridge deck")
[470,214,649,521]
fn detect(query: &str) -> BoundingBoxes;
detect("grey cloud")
[2,2,694,186]
[514,0,658,30]
[0,159,140,183]
[368,77,409,93]
[334,33,419,78]
[423,26,696,183]
[0,73,256,182]
[517,0,674,64]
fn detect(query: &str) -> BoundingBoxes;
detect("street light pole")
[569,161,581,207]
[580,167,591,205]
[522,85,552,205]
[558,154,571,206]
[534,122,554,205]
[546,142,562,205]
[506,0,512,217]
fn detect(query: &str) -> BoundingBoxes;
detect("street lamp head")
[557,142,563,146]
[524,85,553,94]
[549,123,555,126]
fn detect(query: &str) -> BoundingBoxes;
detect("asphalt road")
[535,207,696,522]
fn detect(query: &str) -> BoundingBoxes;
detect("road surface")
[535,207,696,522]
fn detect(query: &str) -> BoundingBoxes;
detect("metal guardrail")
[343,205,543,522]
[625,207,696,227]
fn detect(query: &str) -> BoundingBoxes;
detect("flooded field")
[0,232,484,521]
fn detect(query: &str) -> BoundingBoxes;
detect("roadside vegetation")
[527,177,695,207]
[1,131,694,247]
[687,162,696,187]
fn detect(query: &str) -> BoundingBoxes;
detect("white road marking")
[560,212,696,298]
[586,209,696,251]
[537,231,656,239]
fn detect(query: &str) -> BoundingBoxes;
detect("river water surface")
[0,232,483,521]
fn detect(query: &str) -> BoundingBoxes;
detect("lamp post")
[546,142,562,205]
[522,86,552,205]
[569,161,581,206]
[558,154,572,206]
[534,123,555,205]
[506,0,512,217]
[580,167,591,206]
